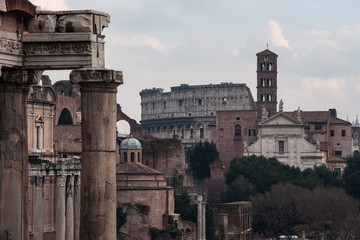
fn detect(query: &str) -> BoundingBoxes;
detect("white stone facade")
[247,113,323,170]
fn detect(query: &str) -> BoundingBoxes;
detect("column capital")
[70,68,123,85]
[33,176,44,187]
[0,70,38,85]
[56,175,66,187]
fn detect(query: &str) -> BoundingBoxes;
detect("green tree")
[225,155,342,202]
[188,141,219,181]
[343,155,360,199]
[174,191,197,222]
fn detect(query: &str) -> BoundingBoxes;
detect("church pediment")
[260,113,303,126]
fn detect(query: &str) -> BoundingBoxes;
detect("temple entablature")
[0,8,110,70]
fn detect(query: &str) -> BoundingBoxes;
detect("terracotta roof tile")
[54,125,81,153]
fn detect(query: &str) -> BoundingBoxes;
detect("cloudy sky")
[30,0,360,128]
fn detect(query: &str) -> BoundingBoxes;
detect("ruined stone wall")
[117,188,174,239]
[212,202,252,240]
[142,138,185,180]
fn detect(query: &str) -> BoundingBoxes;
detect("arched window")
[131,152,135,162]
[267,94,272,101]
[123,152,127,162]
[138,152,141,162]
[261,94,266,102]
[234,125,241,136]
[267,78,272,86]
[58,108,73,125]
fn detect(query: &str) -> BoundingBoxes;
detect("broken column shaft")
[70,69,123,240]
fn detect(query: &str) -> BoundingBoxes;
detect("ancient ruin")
[0,1,122,239]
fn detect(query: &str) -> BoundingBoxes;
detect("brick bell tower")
[256,48,278,118]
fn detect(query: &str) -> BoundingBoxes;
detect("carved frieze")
[0,38,22,54]
[23,42,92,55]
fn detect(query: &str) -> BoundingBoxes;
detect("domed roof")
[120,137,142,150]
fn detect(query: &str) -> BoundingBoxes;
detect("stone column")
[74,175,81,240]
[66,176,74,240]
[33,176,44,240]
[0,70,37,240]
[70,69,123,240]
[197,194,203,240]
[202,202,206,240]
[56,175,66,240]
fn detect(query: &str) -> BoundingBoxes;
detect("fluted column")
[74,175,81,240]
[66,176,74,240]
[56,175,66,240]
[33,176,44,240]
[70,69,123,240]
[0,70,37,240]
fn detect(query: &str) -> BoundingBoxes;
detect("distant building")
[140,82,257,161]
[247,111,323,170]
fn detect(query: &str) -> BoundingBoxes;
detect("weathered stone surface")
[56,175,66,240]
[0,0,6,12]
[0,70,32,240]
[27,14,56,33]
[72,69,121,240]
[57,14,92,33]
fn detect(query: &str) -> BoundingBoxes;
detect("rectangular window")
[342,130,346,137]
[315,124,322,130]
[198,99,202,105]
[335,151,342,156]
[249,129,256,136]
[179,100,182,107]
[279,141,284,153]
[330,130,334,137]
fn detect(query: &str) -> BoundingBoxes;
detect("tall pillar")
[33,176,44,240]
[197,194,203,240]
[70,69,123,240]
[0,70,36,240]
[66,176,74,240]
[74,175,81,240]
[202,202,206,240]
[56,175,66,240]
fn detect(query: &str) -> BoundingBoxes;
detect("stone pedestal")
[56,176,66,240]
[70,69,123,240]
[33,176,44,240]
[0,70,36,240]
[66,176,74,240]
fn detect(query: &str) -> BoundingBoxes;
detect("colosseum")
[139,82,257,158]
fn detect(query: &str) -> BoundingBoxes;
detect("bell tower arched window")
[124,152,127,162]
[131,152,135,162]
